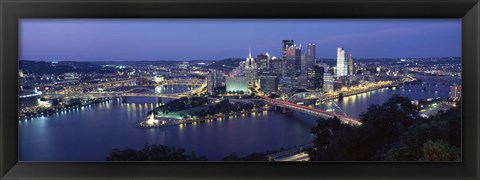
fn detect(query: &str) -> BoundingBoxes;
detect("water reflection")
[20,81,459,161]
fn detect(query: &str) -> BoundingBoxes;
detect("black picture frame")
[1,0,479,179]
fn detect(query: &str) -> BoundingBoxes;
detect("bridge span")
[41,92,186,99]
[260,96,362,126]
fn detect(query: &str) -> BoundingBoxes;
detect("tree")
[422,139,460,161]
[106,144,207,161]
[308,95,424,161]
[223,152,240,161]
[378,102,461,161]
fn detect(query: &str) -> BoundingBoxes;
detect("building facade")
[282,40,294,76]
[226,76,248,93]
[307,65,324,91]
[323,73,334,92]
[244,48,257,88]
[336,47,349,77]
[259,76,279,94]
[450,84,462,101]
[306,43,316,71]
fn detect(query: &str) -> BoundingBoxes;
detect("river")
[19,77,460,161]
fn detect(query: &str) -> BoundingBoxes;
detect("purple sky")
[19,19,461,61]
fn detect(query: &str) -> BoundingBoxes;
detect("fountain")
[146,113,159,126]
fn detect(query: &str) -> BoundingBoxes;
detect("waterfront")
[20,98,315,161]
[19,80,458,161]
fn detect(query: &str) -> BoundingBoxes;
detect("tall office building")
[244,48,257,88]
[207,70,216,95]
[282,40,294,76]
[285,44,296,76]
[285,44,302,77]
[294,45,302,75]
[257,53,270,75]
[207,70,224,95]
[336,47,349,77]
[245,48,256,69]
[301,53,307,75]
[259,76,279,94]
[306,43,316,70]
[348,54,354,75]
[323,73,334,92]
[269,56,282,77]
[307,65,324,91]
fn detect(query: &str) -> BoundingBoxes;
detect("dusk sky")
[20,19,461,61]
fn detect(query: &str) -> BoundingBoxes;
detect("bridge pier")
[121,96,127,103]
[282,107,292,114]
[157,97,163,104]
[338,93,344,100]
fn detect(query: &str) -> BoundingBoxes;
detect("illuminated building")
[278,76,293,94]
[153,75,164,83]
[307,65,324,91]
[226,76,248,93]
[257,53,270,74]
[244,49,257,88]
[207,70,217,95]
[300,53,307,75]
[245,48,256,69]
[306,43,316,71]
[450,84,462,101]
[63,73,78,80]
[282,40,294,76]
[259,76,278,94]
[285,44,302,77]
[336,47,349,77]
[323,73,334,92]
[348,54,354,75]
[269,56,282,77]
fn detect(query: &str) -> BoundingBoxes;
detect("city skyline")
[20,19,461,61]
[18,19,462,162]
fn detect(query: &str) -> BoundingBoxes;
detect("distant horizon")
[19,56,462,63]
[20,19,461,61]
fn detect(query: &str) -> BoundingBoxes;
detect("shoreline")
[135,108,272,129]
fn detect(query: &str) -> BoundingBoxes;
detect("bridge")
[156,78,204,86]
[261,96,362,126]
[42,92,187,99]
[42,77,208,100]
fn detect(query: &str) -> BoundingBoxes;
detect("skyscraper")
[269,56,282,77]
[336,47,349,77]
[294,45,302,76]
[285,44,296,76]
[282,40,294,76]
[306,43,316,70]
[323,73,334,92]
[259,76,278,94]
[301,53,307,75]
[207,70,216,95]
[285,44,302,77]
[307,65,324,91]
[348,54,354,75]
[245,48,256,69]
[257,53,270,75]
[244,48,257,88]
